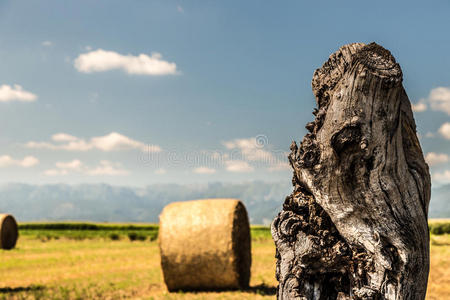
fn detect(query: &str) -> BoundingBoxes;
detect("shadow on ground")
[169,284,277,296]
[245,284,277,295]
[0,285,45,294]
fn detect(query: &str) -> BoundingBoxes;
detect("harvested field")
[0,224,448,299]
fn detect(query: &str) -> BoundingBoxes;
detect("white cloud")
[0,155,39,168]
[52,133,79,142]
[26,132,161,152]
[0,84,37,102]
[91,132,152,151]
[225,160,254,172]
[177,5,184,13]
[432,170,450,184]
[44,159,82,176]
[26,140,91,151]
[55,159,83,170]
[417,87,450,115]
[44,160,128,176]
[427,87,450,115]
[411,102,427,112]
[438,123,450,139]
[21,156,39,167]
[222,136,289,171]
[425,152,449,166]
[223,136,273,162]
[155,168,167,175]
[86,160,129,176]
[193,167,216,174]
[42,41,53,47]
[74,49,178,75]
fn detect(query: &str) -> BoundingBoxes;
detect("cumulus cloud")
[0,84,37,102]
[74,49,178,75]
[44,159,81,176]
[52,133,79,142]
[193,167,216,174]
[438,123,450,139]
[86,160,129,176]
[411,102,427,112]
[225,160,254,172]
[432,170,450,185]
[44,159,128,176]
[26,132,161,152]
[425,152,449,166]
[428,87,450,115]
[91,132,152,151]
[0,155,39,168]
[416,87,450,115]
[44,159,82,176]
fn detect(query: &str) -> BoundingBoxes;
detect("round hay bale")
[0,214,18,250]
[159,199,251,291]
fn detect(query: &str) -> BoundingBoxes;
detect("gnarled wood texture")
[271,43,431,300]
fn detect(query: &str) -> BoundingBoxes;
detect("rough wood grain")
[271,43,431,300]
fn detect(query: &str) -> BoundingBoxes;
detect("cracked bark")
[271,43,431,300]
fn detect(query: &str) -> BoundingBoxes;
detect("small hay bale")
[159,199,251,291]
[0,214,18,250]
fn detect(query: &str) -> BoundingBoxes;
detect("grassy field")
[0,225,448,299]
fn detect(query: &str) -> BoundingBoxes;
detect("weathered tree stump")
[271,43,431,300]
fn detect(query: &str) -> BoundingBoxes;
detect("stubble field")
[0,224,448,300]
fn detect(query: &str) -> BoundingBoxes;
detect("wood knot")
[331,125,362,156]
[312,42,403,108]
[352,42,402,84]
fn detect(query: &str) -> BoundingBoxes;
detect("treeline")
[19,223,158,231]
[18,223,273,241]
[18,223,159,242]
[18,222,450,236]
[429,222,450,235]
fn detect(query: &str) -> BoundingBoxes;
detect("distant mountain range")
[0,181,447,225]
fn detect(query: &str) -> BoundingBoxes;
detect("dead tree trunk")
[272,43,431,300]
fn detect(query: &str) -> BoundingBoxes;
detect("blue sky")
[0,0,450,187]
